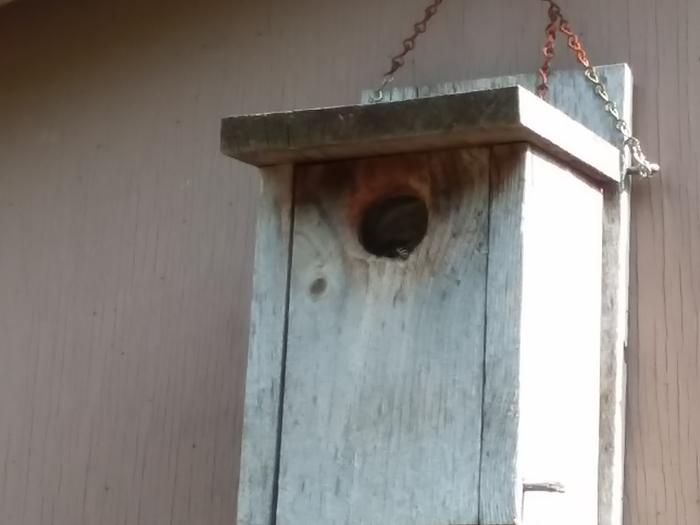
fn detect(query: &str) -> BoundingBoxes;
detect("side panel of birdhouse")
[480,144,603,525]
[276,149,489,525]
[236,167,294,525]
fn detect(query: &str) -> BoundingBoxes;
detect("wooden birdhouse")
[221,81,627,525]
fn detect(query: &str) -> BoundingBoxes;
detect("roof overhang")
[221,85,620,184]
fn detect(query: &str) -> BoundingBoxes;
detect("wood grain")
[236,168,293,525]
[481,144,604,525]
[0,0,697,524]
[364,65,632,525]
[221,86,620,183]
[479,145,527,525]
[278,149,489,524]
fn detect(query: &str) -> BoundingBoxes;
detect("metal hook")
[371,76,393,103]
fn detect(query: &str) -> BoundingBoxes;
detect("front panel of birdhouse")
[222,86,620,525]
[279,149,489,524]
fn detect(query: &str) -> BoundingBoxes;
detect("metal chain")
[370,0,659,178]
[537,0,659,178]
[536,2,562,98]
[371,0,445,102]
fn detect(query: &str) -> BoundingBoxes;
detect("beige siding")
[0,0,697,524]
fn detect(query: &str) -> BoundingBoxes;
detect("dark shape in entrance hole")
[359,194,429,259]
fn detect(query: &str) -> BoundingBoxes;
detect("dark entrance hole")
[359,195,429,259]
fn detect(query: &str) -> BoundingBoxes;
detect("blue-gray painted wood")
[276,149,490,525]
[479,145,527,525]
[360,64,629,147]
[481,144,604,525]
[236,167,293,525]
[362,65,632,525]
[232,69,628,525]
[221,86,620,184]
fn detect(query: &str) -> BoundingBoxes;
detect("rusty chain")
[536,1,562,98]
[370,0,659,178]
[371,0,444,102]
[537,0,659,179]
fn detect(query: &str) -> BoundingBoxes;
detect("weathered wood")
[479,145,526,525]
[233,73,627,525]
[236,166,293,525]
[360,64,628,143]
[276,149,490,524]
[481,144,604,525]
[361,65,632,525]
[221,86,620,184]
[230,72,627,525]
[597,68,632,525]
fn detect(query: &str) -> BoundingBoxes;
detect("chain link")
[371,0,659,178]
[371,0,445,102]
[536,2,561,98]
[538,0,659,179]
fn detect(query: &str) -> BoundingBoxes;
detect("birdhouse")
[221,85,622,525]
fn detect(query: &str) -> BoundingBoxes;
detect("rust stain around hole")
[294,152,471,259]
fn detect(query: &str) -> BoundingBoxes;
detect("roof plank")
[221,86,620,183]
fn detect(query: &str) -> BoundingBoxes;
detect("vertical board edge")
[480,143,528,525]
[598,64,633,525]
[237,165,294,525]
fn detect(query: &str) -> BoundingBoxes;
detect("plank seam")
[477,147,494,523]
[270,171,297,525]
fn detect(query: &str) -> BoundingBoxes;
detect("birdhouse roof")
[221,85,619,184]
